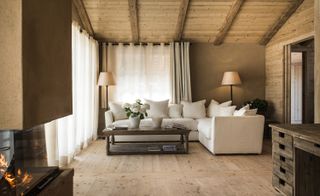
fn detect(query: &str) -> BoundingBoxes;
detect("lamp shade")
[221,71,242,85]
[98,72,115,86]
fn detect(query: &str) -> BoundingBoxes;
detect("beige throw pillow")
[144,99,169,118]
[181,100,206,119]
[109,102,128,120]
[207,99,232,117]
[169,104,183,118]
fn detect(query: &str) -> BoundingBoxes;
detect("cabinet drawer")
[272,174,293,196]
[273,141,293,160]
[273,162,293,185]
[273,153,293,172]
[272,129,293,147]
[294,138,320,157]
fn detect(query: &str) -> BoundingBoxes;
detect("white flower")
[140,107,146,113]
[122,103,131,109]
[132,107,139,113]
[132,102,140,108]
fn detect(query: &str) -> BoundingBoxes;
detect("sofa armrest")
[212,115,265,154]
[105,110,114,127]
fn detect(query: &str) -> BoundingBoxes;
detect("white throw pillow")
[234,104,250,116]
[181,100,206,119]
[169,104,183,118]
[220,100,232,107]
[144,99,169,118]
[218,106,237,116]
[109,102,128,120]
[207,99,232,117]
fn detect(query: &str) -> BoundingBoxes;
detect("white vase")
[152,117,163,128]
[129,116,141,129]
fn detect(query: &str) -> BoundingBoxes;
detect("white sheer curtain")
[107,43,171,103]
[45,22,99,167]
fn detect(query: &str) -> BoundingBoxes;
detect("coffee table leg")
[180,134,184,144]
[112,134,115,144]
[185,133,189,153]
[106,136,110,155]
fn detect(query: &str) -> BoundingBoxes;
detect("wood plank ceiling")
[80,0,301,45]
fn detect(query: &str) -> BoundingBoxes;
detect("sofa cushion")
[169,104,183,118]
[181,100,206,119]
[234,105,257,116]
[109,102,128,120]
[234,104,250,116]
[219,106,237,116]
[112,117,198,131]
[144,99,169,118]
[207,100,232,117]
[197,118,212,139]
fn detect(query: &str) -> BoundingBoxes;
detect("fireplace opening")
[0,125,71,196]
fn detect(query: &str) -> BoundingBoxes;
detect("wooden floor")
[69,140,276,196]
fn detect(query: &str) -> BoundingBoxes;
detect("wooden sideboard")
[270,124,320,196]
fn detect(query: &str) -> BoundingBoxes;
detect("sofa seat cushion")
[196,118,212,139]
[112,118,198,131]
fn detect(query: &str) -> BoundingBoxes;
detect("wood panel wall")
[265,0,314,122]
[315,0,320,123]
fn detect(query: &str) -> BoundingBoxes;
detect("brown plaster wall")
[22,0,72,129]
[190,43,265,107]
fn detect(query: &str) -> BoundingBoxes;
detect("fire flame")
[0,154,33,188]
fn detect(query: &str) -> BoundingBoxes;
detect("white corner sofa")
[105,111,265,154]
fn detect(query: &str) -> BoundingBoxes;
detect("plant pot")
[152,117,163,128]
[129,116,141,129]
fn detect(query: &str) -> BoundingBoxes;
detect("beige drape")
[170,42,192,103]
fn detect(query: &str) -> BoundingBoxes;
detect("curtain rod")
[98,42,192,46]
[105,42,171,46]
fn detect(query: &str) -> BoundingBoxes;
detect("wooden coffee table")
[103,127,191,155]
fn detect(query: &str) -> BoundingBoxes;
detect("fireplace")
[0,125,73,196]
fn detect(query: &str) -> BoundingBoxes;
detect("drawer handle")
[314,143,320,148]
[280,167,286,174]
[280,156,286,162]
[279,132,285,138]
[279,179,285,186]
[279,144,285,150]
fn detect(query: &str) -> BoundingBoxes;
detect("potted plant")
[244,98,268,116]
[122,99,150,128]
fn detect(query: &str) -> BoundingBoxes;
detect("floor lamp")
[221,71,242,103]
[98,72,115,109]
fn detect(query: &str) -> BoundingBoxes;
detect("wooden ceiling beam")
[175,0,190,41]
[72,0,94,36]
[259,0,304,45]
[213,0,244,45]
[128,0,139,43]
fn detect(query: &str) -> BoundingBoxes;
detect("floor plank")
[69,140,276,196]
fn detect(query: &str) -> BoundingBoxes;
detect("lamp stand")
[106,85,109,109]
[230,85,233,102]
